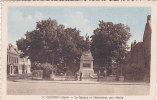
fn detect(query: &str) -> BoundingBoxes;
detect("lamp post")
[119,56,125,81]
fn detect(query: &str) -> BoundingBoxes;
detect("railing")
[52,75,75,81]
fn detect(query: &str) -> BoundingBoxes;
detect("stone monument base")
[80,69,94,77]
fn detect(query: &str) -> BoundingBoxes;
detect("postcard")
[1,1,157,100]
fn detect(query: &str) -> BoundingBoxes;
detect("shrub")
[32,62,56,79]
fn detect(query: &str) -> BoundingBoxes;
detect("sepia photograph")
[1,2,157,100]
[6,6,152,95]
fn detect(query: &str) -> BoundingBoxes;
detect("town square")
[6,6,151,95]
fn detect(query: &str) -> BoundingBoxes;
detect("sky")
[8,7,151,46]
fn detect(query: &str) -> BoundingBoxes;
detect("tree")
[91,21,131,75]
[17,19,59,63]
[16,18,89,73]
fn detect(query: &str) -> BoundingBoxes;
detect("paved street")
[7,81,149,95]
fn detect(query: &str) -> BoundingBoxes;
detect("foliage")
[91,21,131,72]
[16,18,89,71]
[32,62,56,78]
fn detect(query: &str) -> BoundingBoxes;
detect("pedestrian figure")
[75,72,78,81]
[80,72,82,81]
[104,70,107,79]
[97,70,100,81]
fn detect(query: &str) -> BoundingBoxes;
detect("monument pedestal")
[79,51,95,78]
[80,69,94,76]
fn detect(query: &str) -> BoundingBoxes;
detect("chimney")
[134,40,136,45]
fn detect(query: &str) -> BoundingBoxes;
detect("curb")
[12,80,149,85]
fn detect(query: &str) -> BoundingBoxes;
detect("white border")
[1,1,157,100]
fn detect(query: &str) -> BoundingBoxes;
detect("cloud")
[9,10,44,29]
[8,10,93,45]
[34,11,43,20]
[27,15,33,20]
[8,10,44,44]
[63,11,94,37]
[26,11,43,22]
[9,10,23,22]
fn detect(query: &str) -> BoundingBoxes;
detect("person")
[80,72,82,81]
[97,70,100,81]
[104,70,107,79]
[75,72,78,81]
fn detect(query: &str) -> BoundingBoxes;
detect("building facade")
[7,43,31,75]
[123,15,151,81]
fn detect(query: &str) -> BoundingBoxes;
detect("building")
[143,15,151,80]
[123,15,151,81]
[7,43,31,75]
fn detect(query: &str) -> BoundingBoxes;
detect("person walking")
[104,70,107,80]
[75,72,78,81]
[97,70,100,81]
[80,72,82,81]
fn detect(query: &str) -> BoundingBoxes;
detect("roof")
[7,43,20,55]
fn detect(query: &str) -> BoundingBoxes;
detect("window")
[7,55,8,63]
[9,56,10,63]
[15,57,16,63]
[10,56,13,63]
[13,57,14,63]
